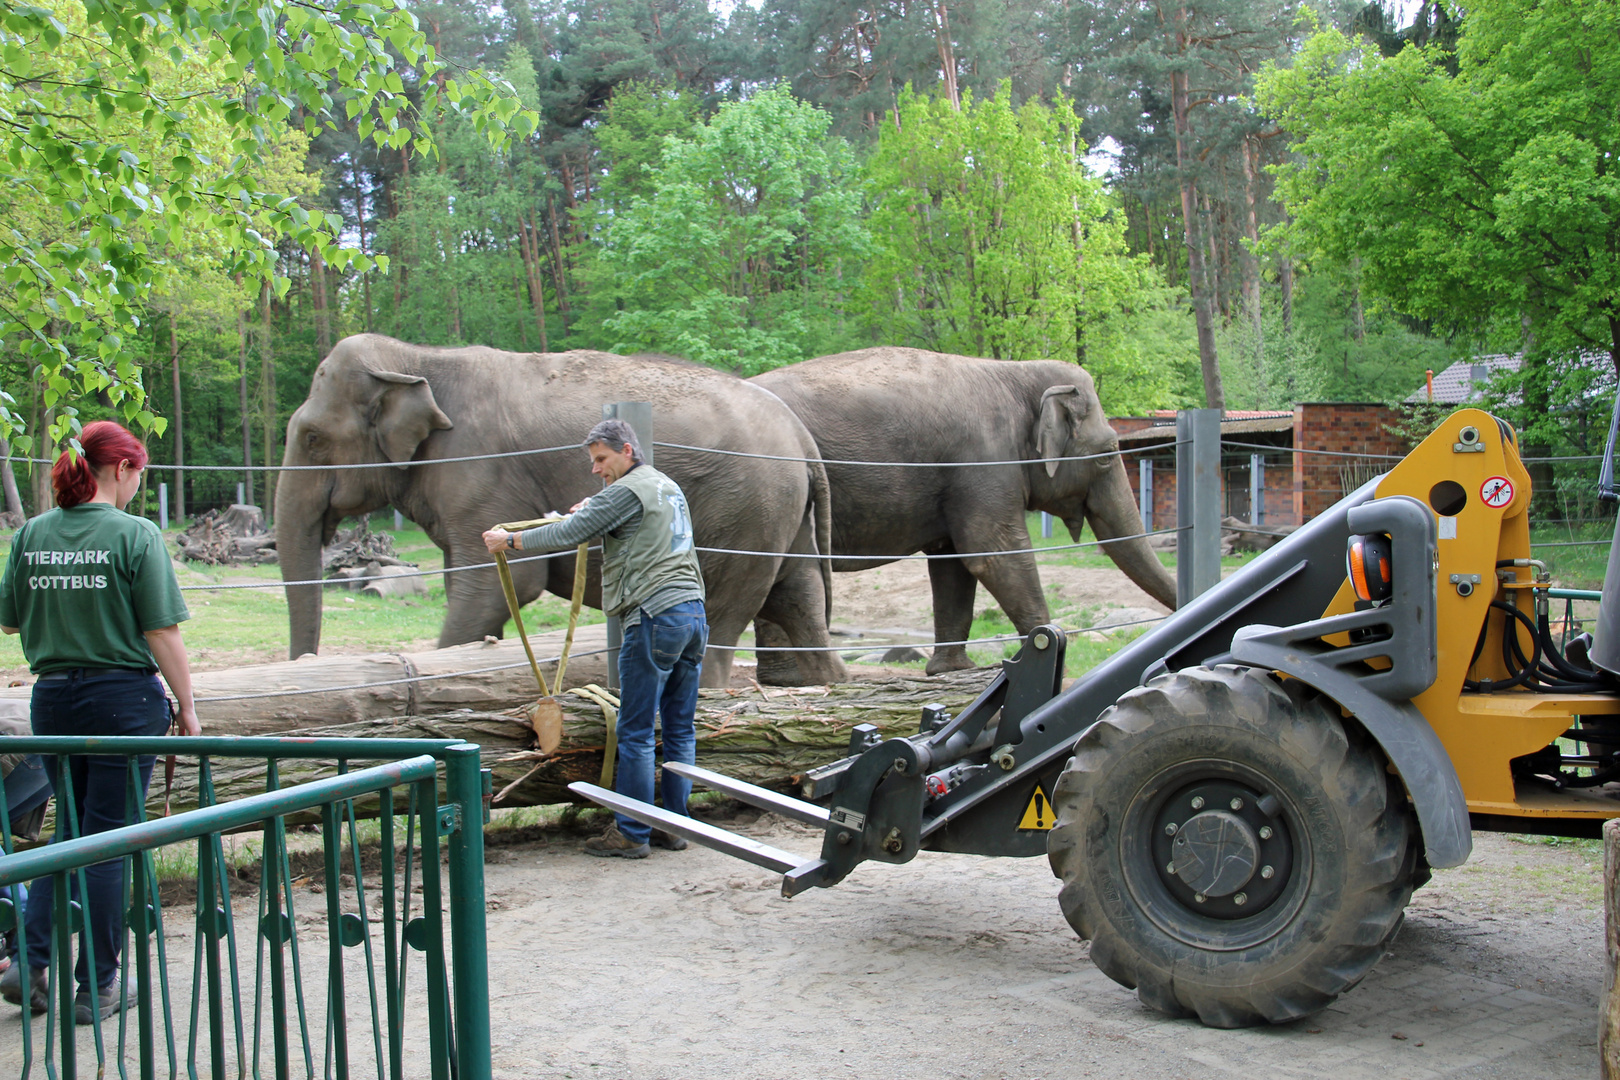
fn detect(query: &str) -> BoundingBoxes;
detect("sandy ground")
[465,812,1603,1080]
[825,557,1172,644]
[1,562,1608,1077]
[1,814,1600,1080]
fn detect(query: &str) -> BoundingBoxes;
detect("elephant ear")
[1036,384,1086,477]
[367,370,454,468]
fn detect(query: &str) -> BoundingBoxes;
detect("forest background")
[1,0,1614,522]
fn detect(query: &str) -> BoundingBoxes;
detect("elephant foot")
[757,649,810,686]
[925,648,977,675]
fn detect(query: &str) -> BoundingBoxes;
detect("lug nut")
[1190,796,1205,810]
[1194,893,1206,904]
[1258,826,1273,840]
[1261,865,1274,880]
[1233,892,1247,906]
[1166,862,1177,875]
[1229,797,1244,811]
[1164,822,1178,836]
[837,831,852,845]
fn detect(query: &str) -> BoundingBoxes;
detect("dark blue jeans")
[22,670,169,991]
[614,601,707,845]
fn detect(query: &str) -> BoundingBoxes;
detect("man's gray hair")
[584,418,644,463]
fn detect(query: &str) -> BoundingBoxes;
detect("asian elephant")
[750,347,1178,675]
[275,334,846,688]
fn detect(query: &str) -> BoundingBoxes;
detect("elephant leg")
[754,557,848,687]
[438,566,512,647]
[958,531,1052,640]
[926,554,979,675]
[699,608,746,689]
[753,618,799,686]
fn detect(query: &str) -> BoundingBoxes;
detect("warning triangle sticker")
[1018,783,1055,831]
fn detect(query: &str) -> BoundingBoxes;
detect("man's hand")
[483,528,515,554]
[569,497,590,513]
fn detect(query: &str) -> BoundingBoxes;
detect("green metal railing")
[0,737,492,1080]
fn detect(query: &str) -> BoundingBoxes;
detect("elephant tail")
[807,453,835,627]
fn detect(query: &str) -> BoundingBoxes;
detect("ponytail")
[52,421,149,509]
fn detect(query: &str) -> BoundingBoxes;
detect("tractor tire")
[1047,665,1418,1028]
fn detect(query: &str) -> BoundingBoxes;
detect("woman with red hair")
[0,420,198,1025]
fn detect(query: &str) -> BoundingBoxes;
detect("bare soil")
[468,808,1603,1080]
[824,558,1172,642]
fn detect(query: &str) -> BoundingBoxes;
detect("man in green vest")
[483,419,708,858]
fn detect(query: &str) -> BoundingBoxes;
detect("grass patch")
[0,519,603,670]
[1528,522,1614,591]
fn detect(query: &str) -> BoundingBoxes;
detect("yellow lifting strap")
[493,515,590,755]
[571,684,621,788]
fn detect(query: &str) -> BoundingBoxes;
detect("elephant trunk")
[276,483,327,659]
[1077,456,1179,611]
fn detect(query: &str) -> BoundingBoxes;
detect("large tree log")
[150,669,998,820]
[0,632,614,735]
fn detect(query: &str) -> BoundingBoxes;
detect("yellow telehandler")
[575,407,1620,1028]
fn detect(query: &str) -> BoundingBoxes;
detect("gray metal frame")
[575,474,1478,894]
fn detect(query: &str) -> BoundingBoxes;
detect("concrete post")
[1250,453,1265,526]
[394,509,405,531]
[1139,459,1153,533]
[601,402,654,690]
[158,483,169,531]
[1177,409,1222,605]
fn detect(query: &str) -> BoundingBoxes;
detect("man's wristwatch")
[506,533,516,549]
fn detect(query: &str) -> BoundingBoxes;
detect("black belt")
[36,667,156,682]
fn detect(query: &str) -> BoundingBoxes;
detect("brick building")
[1112,404,1412,529]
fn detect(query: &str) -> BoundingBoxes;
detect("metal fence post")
[1251,453,1265,526]
[1177,409,1222,605]
[1139,459,1153,532]
[159,482,169,530]
[1040,511,1053,539]
[444,743,492,1080]
[600,402,653,690]
[237,482,245,506]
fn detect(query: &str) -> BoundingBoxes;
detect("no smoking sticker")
[1480,476,1514,508]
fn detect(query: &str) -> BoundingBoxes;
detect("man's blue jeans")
[22,669,169,991]
[614,601,707,845]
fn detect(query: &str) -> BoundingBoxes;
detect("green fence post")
[442,743,491,1080]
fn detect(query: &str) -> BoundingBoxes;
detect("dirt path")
[825,558,1171,642]
[476,813,1601,1080]
[0,812,1600,1079]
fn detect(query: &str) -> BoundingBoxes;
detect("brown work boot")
[583,825,651,859]
[650,829,688,851]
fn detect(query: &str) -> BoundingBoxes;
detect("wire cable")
[187,616,1168,704]
[173,530,1179,591]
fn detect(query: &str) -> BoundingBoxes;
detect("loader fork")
[571,624,1071,896]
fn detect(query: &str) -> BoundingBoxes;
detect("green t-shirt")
[0,503,191,674]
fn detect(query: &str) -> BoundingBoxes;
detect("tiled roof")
[1406,355,1521,404]
[1116,412,1295,443]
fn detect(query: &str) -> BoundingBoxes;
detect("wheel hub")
[1170,811,1258,897]
[1151,778,1294,919]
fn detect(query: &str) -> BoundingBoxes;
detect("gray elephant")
[276,334,846,688]
[750,347,1178,675]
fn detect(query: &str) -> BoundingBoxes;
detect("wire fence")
[189,615,1171,705]
[8,422,1611,709]
[19,440,1171,474]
